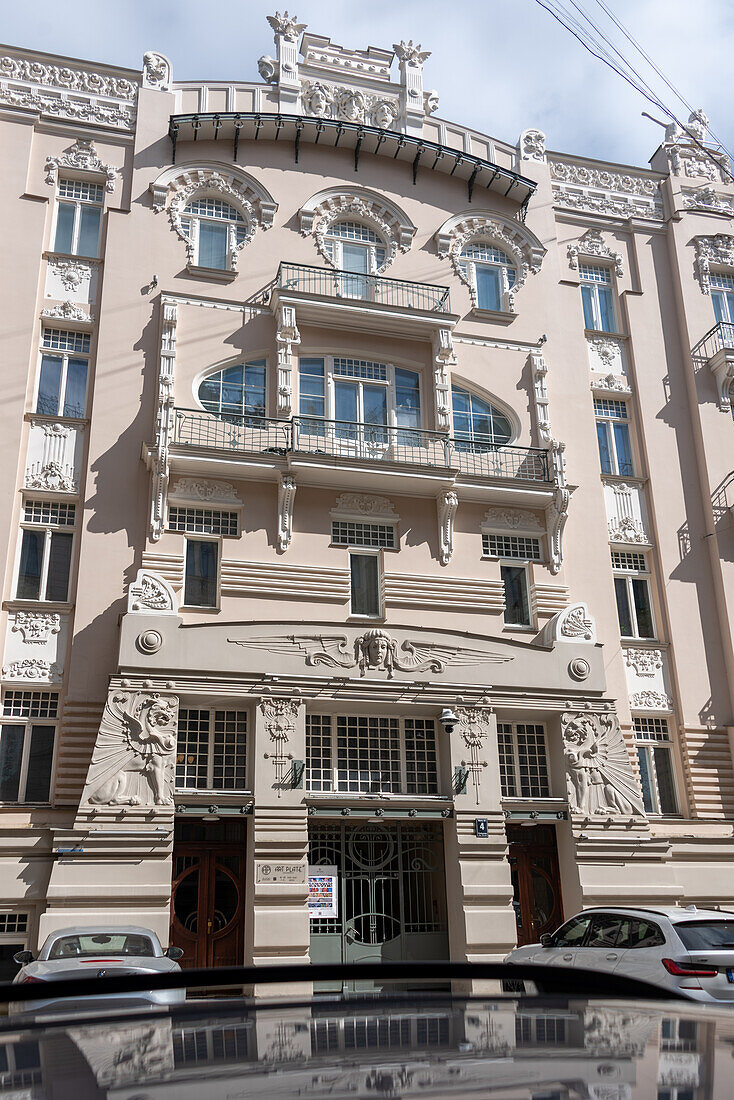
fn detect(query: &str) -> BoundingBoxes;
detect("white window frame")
[180,196,248,272]
[348,548,383,619]
[497,722,550,798]
[182,534,221,610]
[305,713,440,795]
[634,716,678,817]
[0,700,58,806]
[52,177,104,258]
[500,562,532,628]
[580,262,617,333]
[459,240,517,314]
[15,501,76,605]
[297,355,424,432]
[613,563,656,640]
[710,270,734,327]
[175,706,249,794]
[594,398,634,477]
[168,507,239,538]
[36,329,91,420]
[323,220,388,275]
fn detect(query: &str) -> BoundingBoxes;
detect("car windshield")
[48,934,155,959]
[675,921,734,950]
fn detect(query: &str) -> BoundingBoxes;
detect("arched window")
[323,220,388,299]
[180,197,249,271]
[198,361,266,421]
[451,386,513,449]
[459,242,516,312]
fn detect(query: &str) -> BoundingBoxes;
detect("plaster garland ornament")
[520,128,546,162]
[684,186,734,215]
[592,373,631,394]
[0,54,136,100]
[549,159,659,198]
[170,478,240,505]
[266,11,307,41]
[561,710,645,817]
[41,300,92,324]
[277,475,297,552]
[127,569,177,614]
[11,612,61,645]
[50,260,91,293]
[25,460,77,493]
[693,235,734,295]
[333,493,397,518]
[275,303,300,416]
[436,214,545,310]
[83,691,178,807]
[142,51,172,91]
[608,515,648,545]
[150,300,176,541]
[44,139,118,192]
[567,229,623,278]
[2,658,60,681]
[591,337,623,368]
[624,648,663,677]
[551,184,662,221]
[260,697,301,793]
[629,690,674,711]
[437,490,458,566]
[229,630,513,678]
[456,705,492,806]
[483,508,543,532]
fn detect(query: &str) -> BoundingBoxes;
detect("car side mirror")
[539,934,554,948]
[165,946,184,960]
[13,950,34,965]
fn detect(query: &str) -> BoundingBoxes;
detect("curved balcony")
[692,321,734,410]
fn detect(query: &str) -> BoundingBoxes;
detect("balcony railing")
[692,320,734,361]
[277,262,451,313]
[172,409,552,482]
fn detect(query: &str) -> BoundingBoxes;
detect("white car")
[505,905,734,1002]
[11,925,184,1013]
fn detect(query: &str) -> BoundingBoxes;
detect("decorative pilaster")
[150,299,177,541]
[267,11,306,112]
[431,328,455,431]
[545,440,572,575]
[436,489,458,566]
[529,349,551,444]
[259,697,301,794]
[276,304,300,416]
[456,704,493,805]
[277,475,297,552]
[393,40,430,137]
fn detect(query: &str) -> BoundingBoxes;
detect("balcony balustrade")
[692,321,734,410]
[277,262,451,313]
[172,409,552,483]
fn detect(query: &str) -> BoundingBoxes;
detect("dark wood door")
[171,842,245,969]
[507,825,563,947]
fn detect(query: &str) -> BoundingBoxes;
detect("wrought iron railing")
[277,262,451,313]
[692,320,734,361]
[172,409,551,482]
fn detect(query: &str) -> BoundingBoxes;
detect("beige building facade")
[1,13,734,977]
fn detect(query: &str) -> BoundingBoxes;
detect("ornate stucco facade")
[1,16,734,976]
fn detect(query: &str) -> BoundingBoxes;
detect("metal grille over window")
[168,507,239,536]
[332,358,388,381]
[41,329,91,355]
[579,262,612,284]
[594,398,628,419]
[306,714,438,795]
[23,501,75,526]
[331,521,396,549]
[2,692,58,719]
[0,913,28,935]
[498,723,550,798]
[176,709,247,790]
[611,550,648,572]
[58,179,104,203]
[483,534,541,560]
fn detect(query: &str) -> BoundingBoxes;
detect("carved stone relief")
[435,214,545,310]
[684,186,734,215]
[276,303,300,416]
[11,612,61,644]
[2,658,60,682]
[41,300,93,324]
[456,705,492,805]
[127,569,177,614]
[49,259,92,295]
[277,475,297,552]
[300,81,399,128]
[606,482,649,546]
[45,138,119,192]
[437,490,458,566]
[260,696,301,792]
[483,508,543,533]
[25,421,79,493]
[568,229,623,278]
[519,128,546,162]
[629,690,673,712]
[561,710,645,816]
[150,299,176,541]
[0,53,137,130]
[267,11,307,40]
[301,192,413,271]
[546,443,572,575]
[332,493,397,518]
[624,648,663,677]
[83,691,178,807]
[431,328,455,431]
[142,51,172,91]
[693,234,734,295]
[170,478,241,505]
[529,349,551,444]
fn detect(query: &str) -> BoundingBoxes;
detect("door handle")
[563,953,573,960]
[605,953,618,961]
[207,919,212,934]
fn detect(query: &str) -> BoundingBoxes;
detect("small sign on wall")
[308,865,338,919]
[255,860,307,885]
[474,818,489,838]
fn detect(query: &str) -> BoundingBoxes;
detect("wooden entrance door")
[507,825,563,947]
[170,822,245,969]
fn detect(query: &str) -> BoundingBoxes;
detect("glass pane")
[198,221,228,269]
[185,540,218,607]
[0,726,24,802]
[653,746,677,815]
[637,746,656,812]
[77,204,101,257]
[54,202,75,254]
[502,565,530,626]
[350,554,379,616]
[24,726,54,802]
[299,360,325,423]
[244,363,266,418]
[17,530,44,600]
[613,422,633,476]
[596,421,613,474]
[63,358,88,418]
[614,577,634,637]
[37,355,63,416]
[581,284,596,329]
[713,290,727,324]
[174,868,200,932]
[597,286,615,333]
[212,868,239,931]
[554,915,592,947]
[395,368,421,428]
[475,264,503,311]
[363,385,387,427]
[341,243,370,273]
[335,381,358,426]
[632,577,654,638]
[586,915,623,948]
[45,532,73,602]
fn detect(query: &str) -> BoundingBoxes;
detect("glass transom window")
[331,521,396,549]
[483,534,541,560]
[198,361,266,420]
[306,714,438,795]
[168,507,239,537]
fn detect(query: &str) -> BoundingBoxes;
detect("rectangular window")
[331,521,396,549]
[580,262,616,333]
[350,553,381,616]
[16,503,75,603]
[332,358,388,381]
[2,692,59,719]
[611,550,647,572]
[634,717,677,815]
[37,329,90,418]
[306,714,438,795]
[502,564,530,626]
[497,723,550,798]
[54,179,103,258]
[614,571,654,639]
[711,272,734,327]
[168,507,239,536]
[299,358,326,427]
[484,534,541,560]
[184,539,218,607]
[594,398,633,476]
[176,709,247,791]
[0,714,55,804]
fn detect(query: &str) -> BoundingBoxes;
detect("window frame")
[0,695,58,805]
[500,562,532,628]
[52,176,104,259]
[297,355,424,434]
[183,535,220,610]
[323,219,388,276]
[15,501,76,605]
[180,195,249,272]
[613,561,656,640]
[579,262,617,334]
[36,329,91,420]
[175,706,249,794]
[634,716,678,816]
[348,549,383,619]
[710,271,734,326]
[451,384,515,448]
[594,398,634,477]
[196,357,269,421]
[459,239,517,314]
[497,721,550,798]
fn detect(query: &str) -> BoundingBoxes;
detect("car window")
[48,934,155,959]
[674,921,734,950]
[617,918,665,949]
[585,914,623,948]
[553,915,593,947]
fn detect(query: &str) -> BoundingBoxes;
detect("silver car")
[11,925,184,1012]
[505,905,734,1002]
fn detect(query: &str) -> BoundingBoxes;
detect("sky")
[3,0,733,166]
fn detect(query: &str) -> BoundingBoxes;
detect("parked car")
[505,905,734,1001]
[11,925,184,1012]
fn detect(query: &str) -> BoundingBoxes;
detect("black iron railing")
[172,409,551,482]
[277,262,451,313]
[692,320,734,360]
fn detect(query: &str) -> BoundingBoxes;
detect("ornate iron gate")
[309,821,449,988]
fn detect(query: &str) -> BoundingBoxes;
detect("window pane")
[17,530,44,600]
[712,291,727,324]
[632,578,654,638]
[581,284,596,329]
[45,532,73,602]
[335,381,358,425]
[596,422,613,474]
[554,915,592,947]
[24,726,54,802]
[185,540,218,607]
[502,565,530,626]
[653,746,677,814]
[77,204,101,257]
[362,385,387,428]
[0,727,24,802]
[586,915,623,948]
[614,577,634,636]
[198,221,228,269]
[476,264,503,311]
[243,363,266,418]
[341,242,370,273]
[395,368,421,429]
[350,554,380,616]
[54,202,75,254]
[63,358,88,418]
[637,746,656,813]
[299,359,325,422]
[597,286,615,333]
[613,422,633,476]
[36,355,63,416]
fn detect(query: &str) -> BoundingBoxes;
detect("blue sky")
[3,0,733,166]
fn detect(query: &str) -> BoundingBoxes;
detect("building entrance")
[170,819,245,969]
[507,824,563,946]
[309,821,448,988]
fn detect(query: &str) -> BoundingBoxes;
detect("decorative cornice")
[45,139,119,192]
[0,53,137,129]
[549,159,663,220]
[41,300,93,324]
